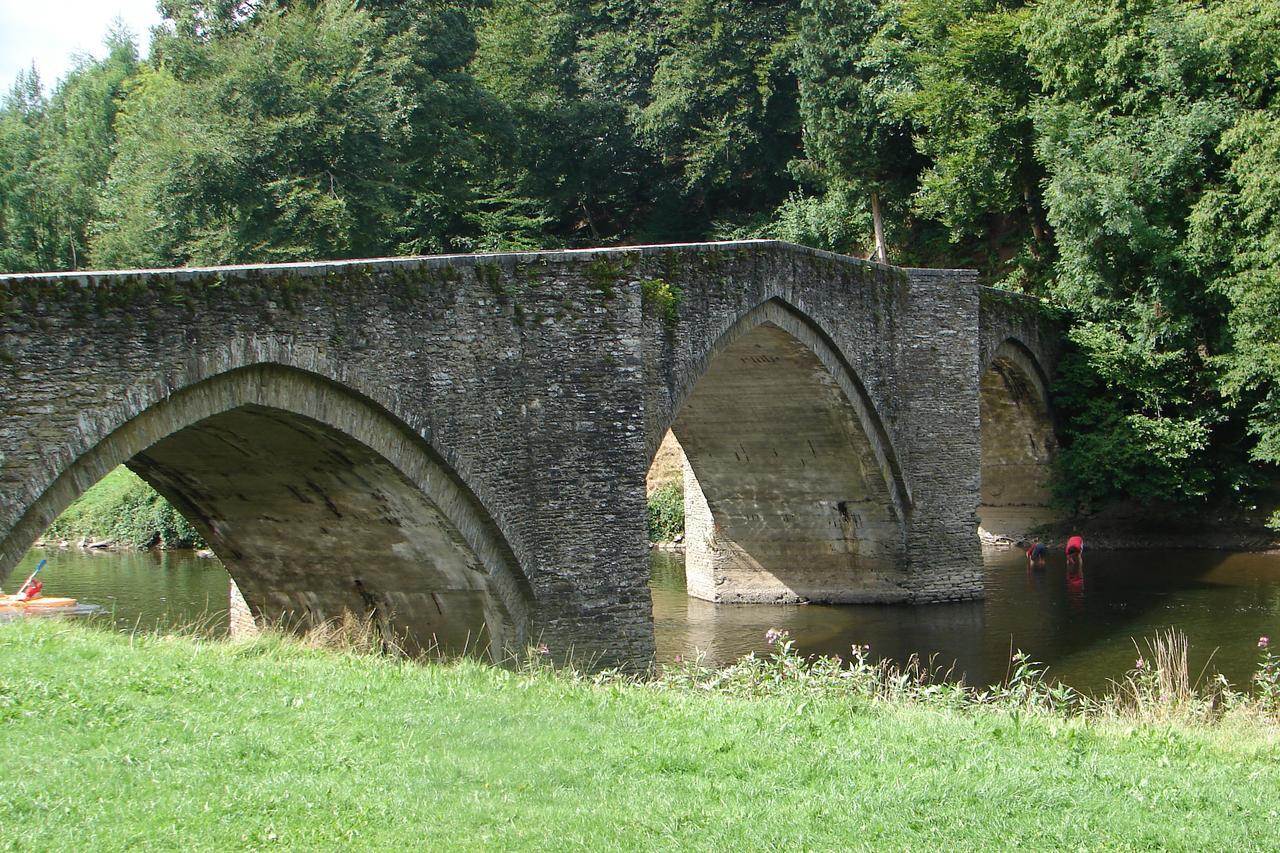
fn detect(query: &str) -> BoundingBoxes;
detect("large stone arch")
[658,298,910,603]
[2,363,532,658]
[978,338,1059,540]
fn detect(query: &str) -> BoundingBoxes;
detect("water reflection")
[7,545,1280,695]
[7,548,230,635]
[653,547,1279,694]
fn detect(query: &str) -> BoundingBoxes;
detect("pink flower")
[765,628,788,645]
[536,643,550,656]
[674,654,684,664]
[1134,658,1145,670]
[1259,636,1270,650]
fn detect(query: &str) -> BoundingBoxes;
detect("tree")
[792,0,919,261]
[897,0,1049,285]
[1026,0,1246,511]
[0,68,53,272]
[39,25,140,270]
[95,0,506,266]
[638,0,802,236]
[1185,0,1280,523]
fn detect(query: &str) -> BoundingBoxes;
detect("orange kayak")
[0,595,78,610]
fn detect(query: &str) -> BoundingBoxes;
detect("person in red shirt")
[1065,534,1084,568]
[17,579,42,601]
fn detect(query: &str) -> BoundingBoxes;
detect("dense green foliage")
[2,619,1280,847]
[646,482,685,541]
[3,0,1277,518]
[42,467,205,549]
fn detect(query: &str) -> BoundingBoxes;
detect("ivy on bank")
[43,466,205,550]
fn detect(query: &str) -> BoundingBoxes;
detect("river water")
[9,546,1280,693]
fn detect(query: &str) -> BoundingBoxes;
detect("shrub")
[646,482,684,542]
[43,466,206,549]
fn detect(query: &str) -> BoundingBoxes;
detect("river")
[9,546,1280,693]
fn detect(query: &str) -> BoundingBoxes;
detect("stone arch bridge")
[0,241,1060,669]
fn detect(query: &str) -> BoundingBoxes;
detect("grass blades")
[0,620,1278,849]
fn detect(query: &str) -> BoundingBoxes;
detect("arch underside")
[978,342,1058,540]
[6,366,530,659]
[673,320,907,604]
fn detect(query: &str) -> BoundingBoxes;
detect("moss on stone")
[641,278,681,325]
[586,258,621,298]
[433,264,462,285]
[476,263,504,297]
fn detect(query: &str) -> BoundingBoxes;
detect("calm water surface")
[10,546,1280,693]
[652,547,1280,693]
[8,549,230,634]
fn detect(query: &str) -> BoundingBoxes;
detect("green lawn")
[0,620,1276,850]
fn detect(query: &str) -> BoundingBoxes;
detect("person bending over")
[1065,534,1084,568]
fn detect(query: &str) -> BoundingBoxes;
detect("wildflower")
[536,643,550,656]
[1134,658,1145,670]
[765,628,788,645]
[674,653,684,665]
[1259,636,1270,650]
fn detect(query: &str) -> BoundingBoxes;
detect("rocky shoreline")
[983,508,1279,553]
[31,538,218,559]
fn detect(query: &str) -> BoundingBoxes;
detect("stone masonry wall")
[978,287,1063,385]
[638,246,987,603]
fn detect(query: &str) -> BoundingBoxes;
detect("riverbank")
[40,466,205,551]
[982,500,1280,552]
[1033,505,1280,551]
[1,620,1278,849]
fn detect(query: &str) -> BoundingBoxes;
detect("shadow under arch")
[978,338,1059,540]
[655,297,910,520]
[657,298,911,604]
[4,363,532,659]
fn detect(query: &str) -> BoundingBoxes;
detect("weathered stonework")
[976,288,1064,539]
[0,240,1060,669]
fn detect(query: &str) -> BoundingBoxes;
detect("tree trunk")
[1023,183,1048,245]
[870,190,887,264]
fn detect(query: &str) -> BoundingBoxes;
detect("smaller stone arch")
[657,298,910,604]
[2,364,532,659]
[656,297,909,522]
[978,338,1059,541]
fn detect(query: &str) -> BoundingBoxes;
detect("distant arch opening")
[652,301,908,604]
[978,340,1058,541]
[6,365,530,659]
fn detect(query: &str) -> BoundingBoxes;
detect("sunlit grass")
[0,619,1278,849]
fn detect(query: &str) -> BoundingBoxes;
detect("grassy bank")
[1,621,1278,849]
[41,466,205,549]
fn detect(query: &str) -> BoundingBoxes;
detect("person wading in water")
[1065,534,1085,569]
